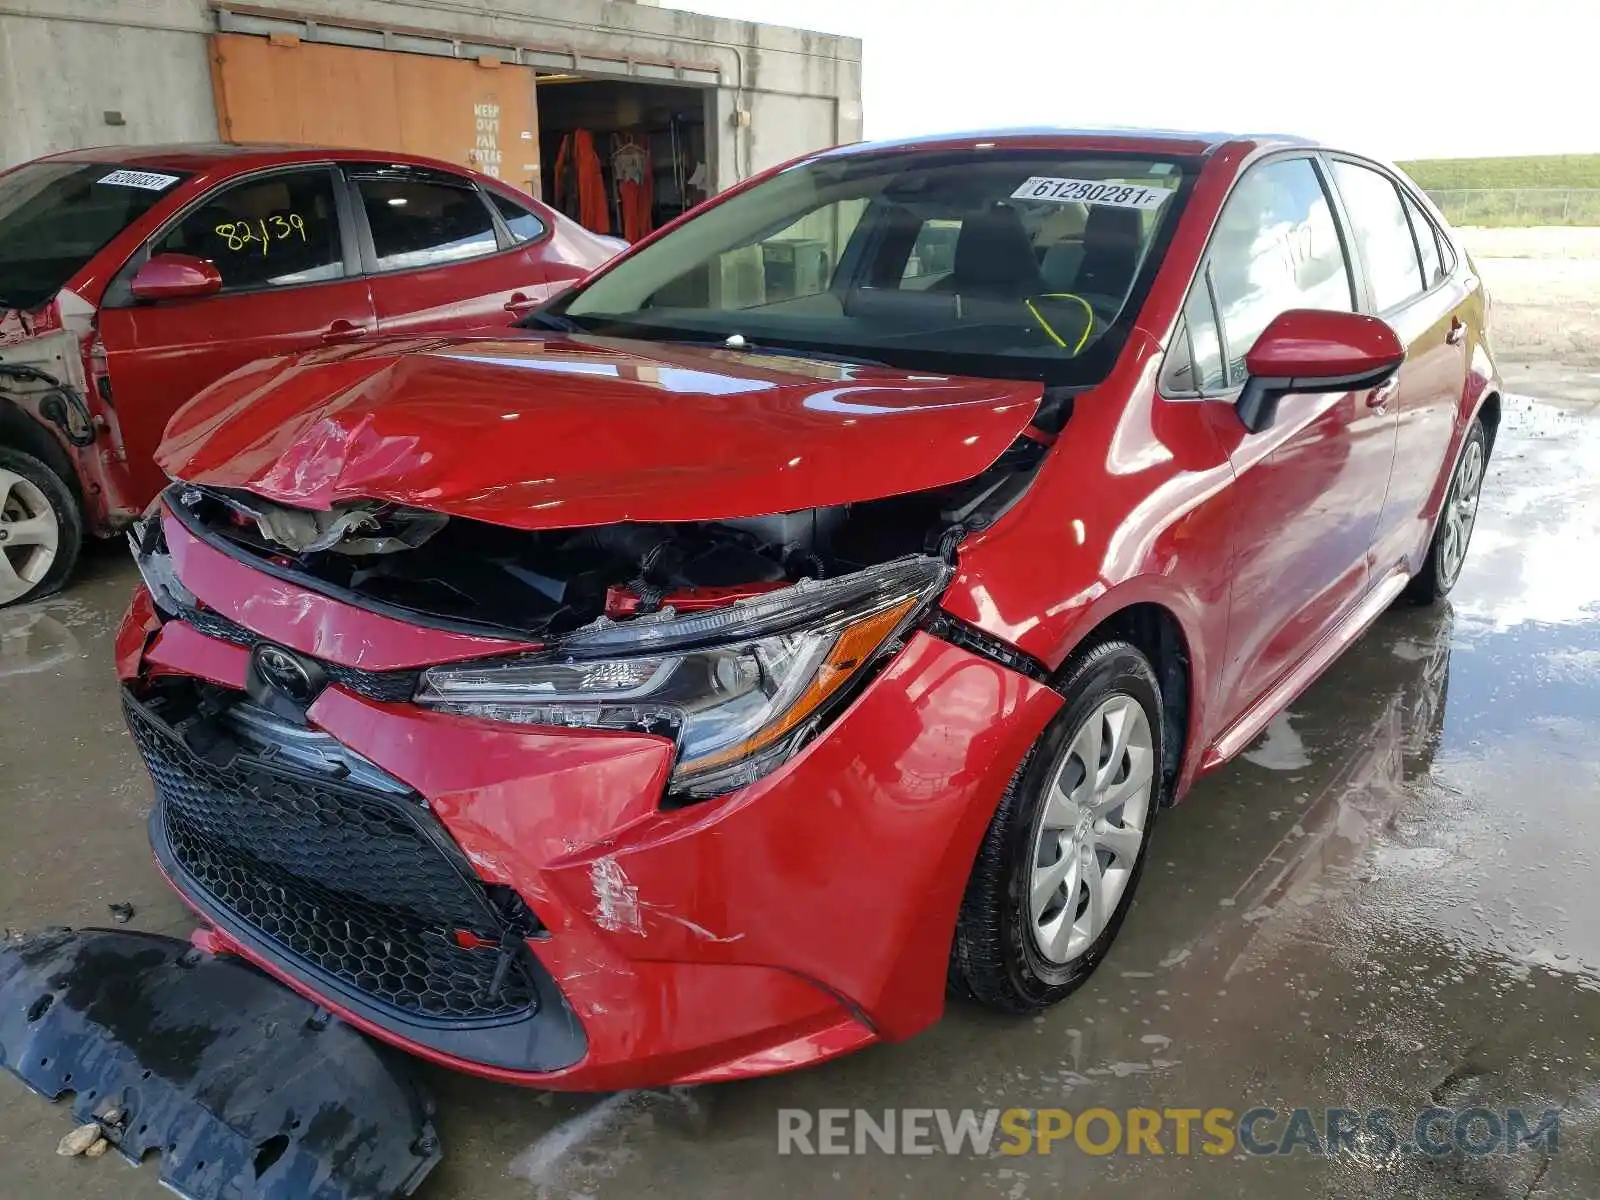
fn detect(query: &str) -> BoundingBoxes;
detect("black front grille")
[176,604,420,704]
[176,602,255,647]
[126,688,535,1022]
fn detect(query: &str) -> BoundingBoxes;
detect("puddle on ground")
[0,608,81,679]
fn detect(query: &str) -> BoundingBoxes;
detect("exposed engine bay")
[164,436,1047,639]
[0,328,98,448]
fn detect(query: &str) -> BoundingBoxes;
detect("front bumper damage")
[0,928,441,1199]
[106,504,1065,1092]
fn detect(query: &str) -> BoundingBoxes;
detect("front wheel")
[0,447,82,608]
[1406,419,1488,605]
[951,640,1164,1014]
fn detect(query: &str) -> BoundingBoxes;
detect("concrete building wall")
[0,3,221,164]
[0,0,863,190]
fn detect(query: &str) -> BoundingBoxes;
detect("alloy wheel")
[1438,436,1485,587]
[0,467,60,605]
[1028,693,1155,965]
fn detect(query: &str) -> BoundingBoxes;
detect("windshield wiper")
[521,311,889,369]
[663,330,889,369]
[514,309,582,332]
[726,340,889,369]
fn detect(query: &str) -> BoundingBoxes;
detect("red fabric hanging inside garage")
[553,130,610,235]
[611,136,653,242]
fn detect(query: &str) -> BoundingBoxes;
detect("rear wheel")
[951,640,1164,1013]
[1406,420,1487,605]
[0,447,81,608]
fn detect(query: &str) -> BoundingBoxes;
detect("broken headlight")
[415,556,951,798]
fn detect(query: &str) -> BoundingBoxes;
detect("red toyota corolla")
[0,144,621,607]
[116,128,1498,1090]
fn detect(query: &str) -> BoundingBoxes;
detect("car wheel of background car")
[951,639,1164,1014]
[1406,419,1488,605]
[0,447,81,608]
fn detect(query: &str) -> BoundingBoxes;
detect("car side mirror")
[1236,309,1404,433]
[130,253,223,302]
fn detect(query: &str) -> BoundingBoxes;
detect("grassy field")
[1398,153,1600,190]
[1396,154,1600,226]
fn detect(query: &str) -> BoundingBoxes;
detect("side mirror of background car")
[1236,309,1405,433]
[130,254,223,303]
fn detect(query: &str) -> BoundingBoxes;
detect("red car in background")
[117,128,1498,1090]
[0,144,622,607]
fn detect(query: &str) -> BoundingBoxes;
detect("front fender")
[940,344,1239,796]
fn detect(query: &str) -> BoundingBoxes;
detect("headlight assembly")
[415,555,951,798]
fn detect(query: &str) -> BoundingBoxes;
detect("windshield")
[0,162,187,311]
[547,148,1197,385]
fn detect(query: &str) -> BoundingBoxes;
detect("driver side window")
[901,218,962,287]
[1208,157,1355,384]
[155,169,344,292]
[1166,157,1354,394]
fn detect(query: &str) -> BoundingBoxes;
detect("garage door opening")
[535,77,710,243]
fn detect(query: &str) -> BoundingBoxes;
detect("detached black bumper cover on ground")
[0,928,442,1199]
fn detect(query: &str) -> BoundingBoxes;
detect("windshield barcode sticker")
[97,169,181,191]
[1011,177,1174,210]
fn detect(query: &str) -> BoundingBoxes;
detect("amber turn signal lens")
[678,595,921,776]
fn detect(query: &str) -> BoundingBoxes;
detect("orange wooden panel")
[389,53,541,192]
[211,34,395,151]
[210,34,539,190]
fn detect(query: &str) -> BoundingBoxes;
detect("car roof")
[34,142,501,177]
[815,126,1320,160]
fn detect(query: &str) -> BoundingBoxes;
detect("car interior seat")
[1070,205,1146,302]
[934,203,1048,299]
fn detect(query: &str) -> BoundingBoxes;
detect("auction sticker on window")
[97,169,181,191]
[1011,177,1173,210]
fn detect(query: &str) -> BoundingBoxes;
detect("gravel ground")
[1462,226,1600,373]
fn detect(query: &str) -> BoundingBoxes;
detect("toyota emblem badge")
[252,644,315,704]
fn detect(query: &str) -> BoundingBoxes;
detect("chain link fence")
[1425,188,1600,228]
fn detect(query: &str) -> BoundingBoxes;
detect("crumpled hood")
[156,334,1042,529]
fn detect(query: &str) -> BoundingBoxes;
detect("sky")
[673,0,1592,161]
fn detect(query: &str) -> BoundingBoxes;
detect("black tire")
[1405,420,1488,605]
[951,640,1165,1014]
[0,446,82,608]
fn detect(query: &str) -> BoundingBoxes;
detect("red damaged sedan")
[116,129,1498,1090]
[0,144,620,607]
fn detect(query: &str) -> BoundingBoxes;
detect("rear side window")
[156,169,343,291]
[356,177,499,271]
[1329,161,1425,311]
[487,191,547,244]
[1205,157,1355,384]
[1437,227,1458,275]
[1400,190,1446,288]
[902,218,962,284]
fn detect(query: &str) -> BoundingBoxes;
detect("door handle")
[503,291,539,315]
[320,320,368,345]
[1366,378,1399,411]
[1446,317,1467,346]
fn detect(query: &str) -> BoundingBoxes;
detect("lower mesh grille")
[126,689,535,1022]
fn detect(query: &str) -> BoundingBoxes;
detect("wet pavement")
[2,392,1597,1199]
